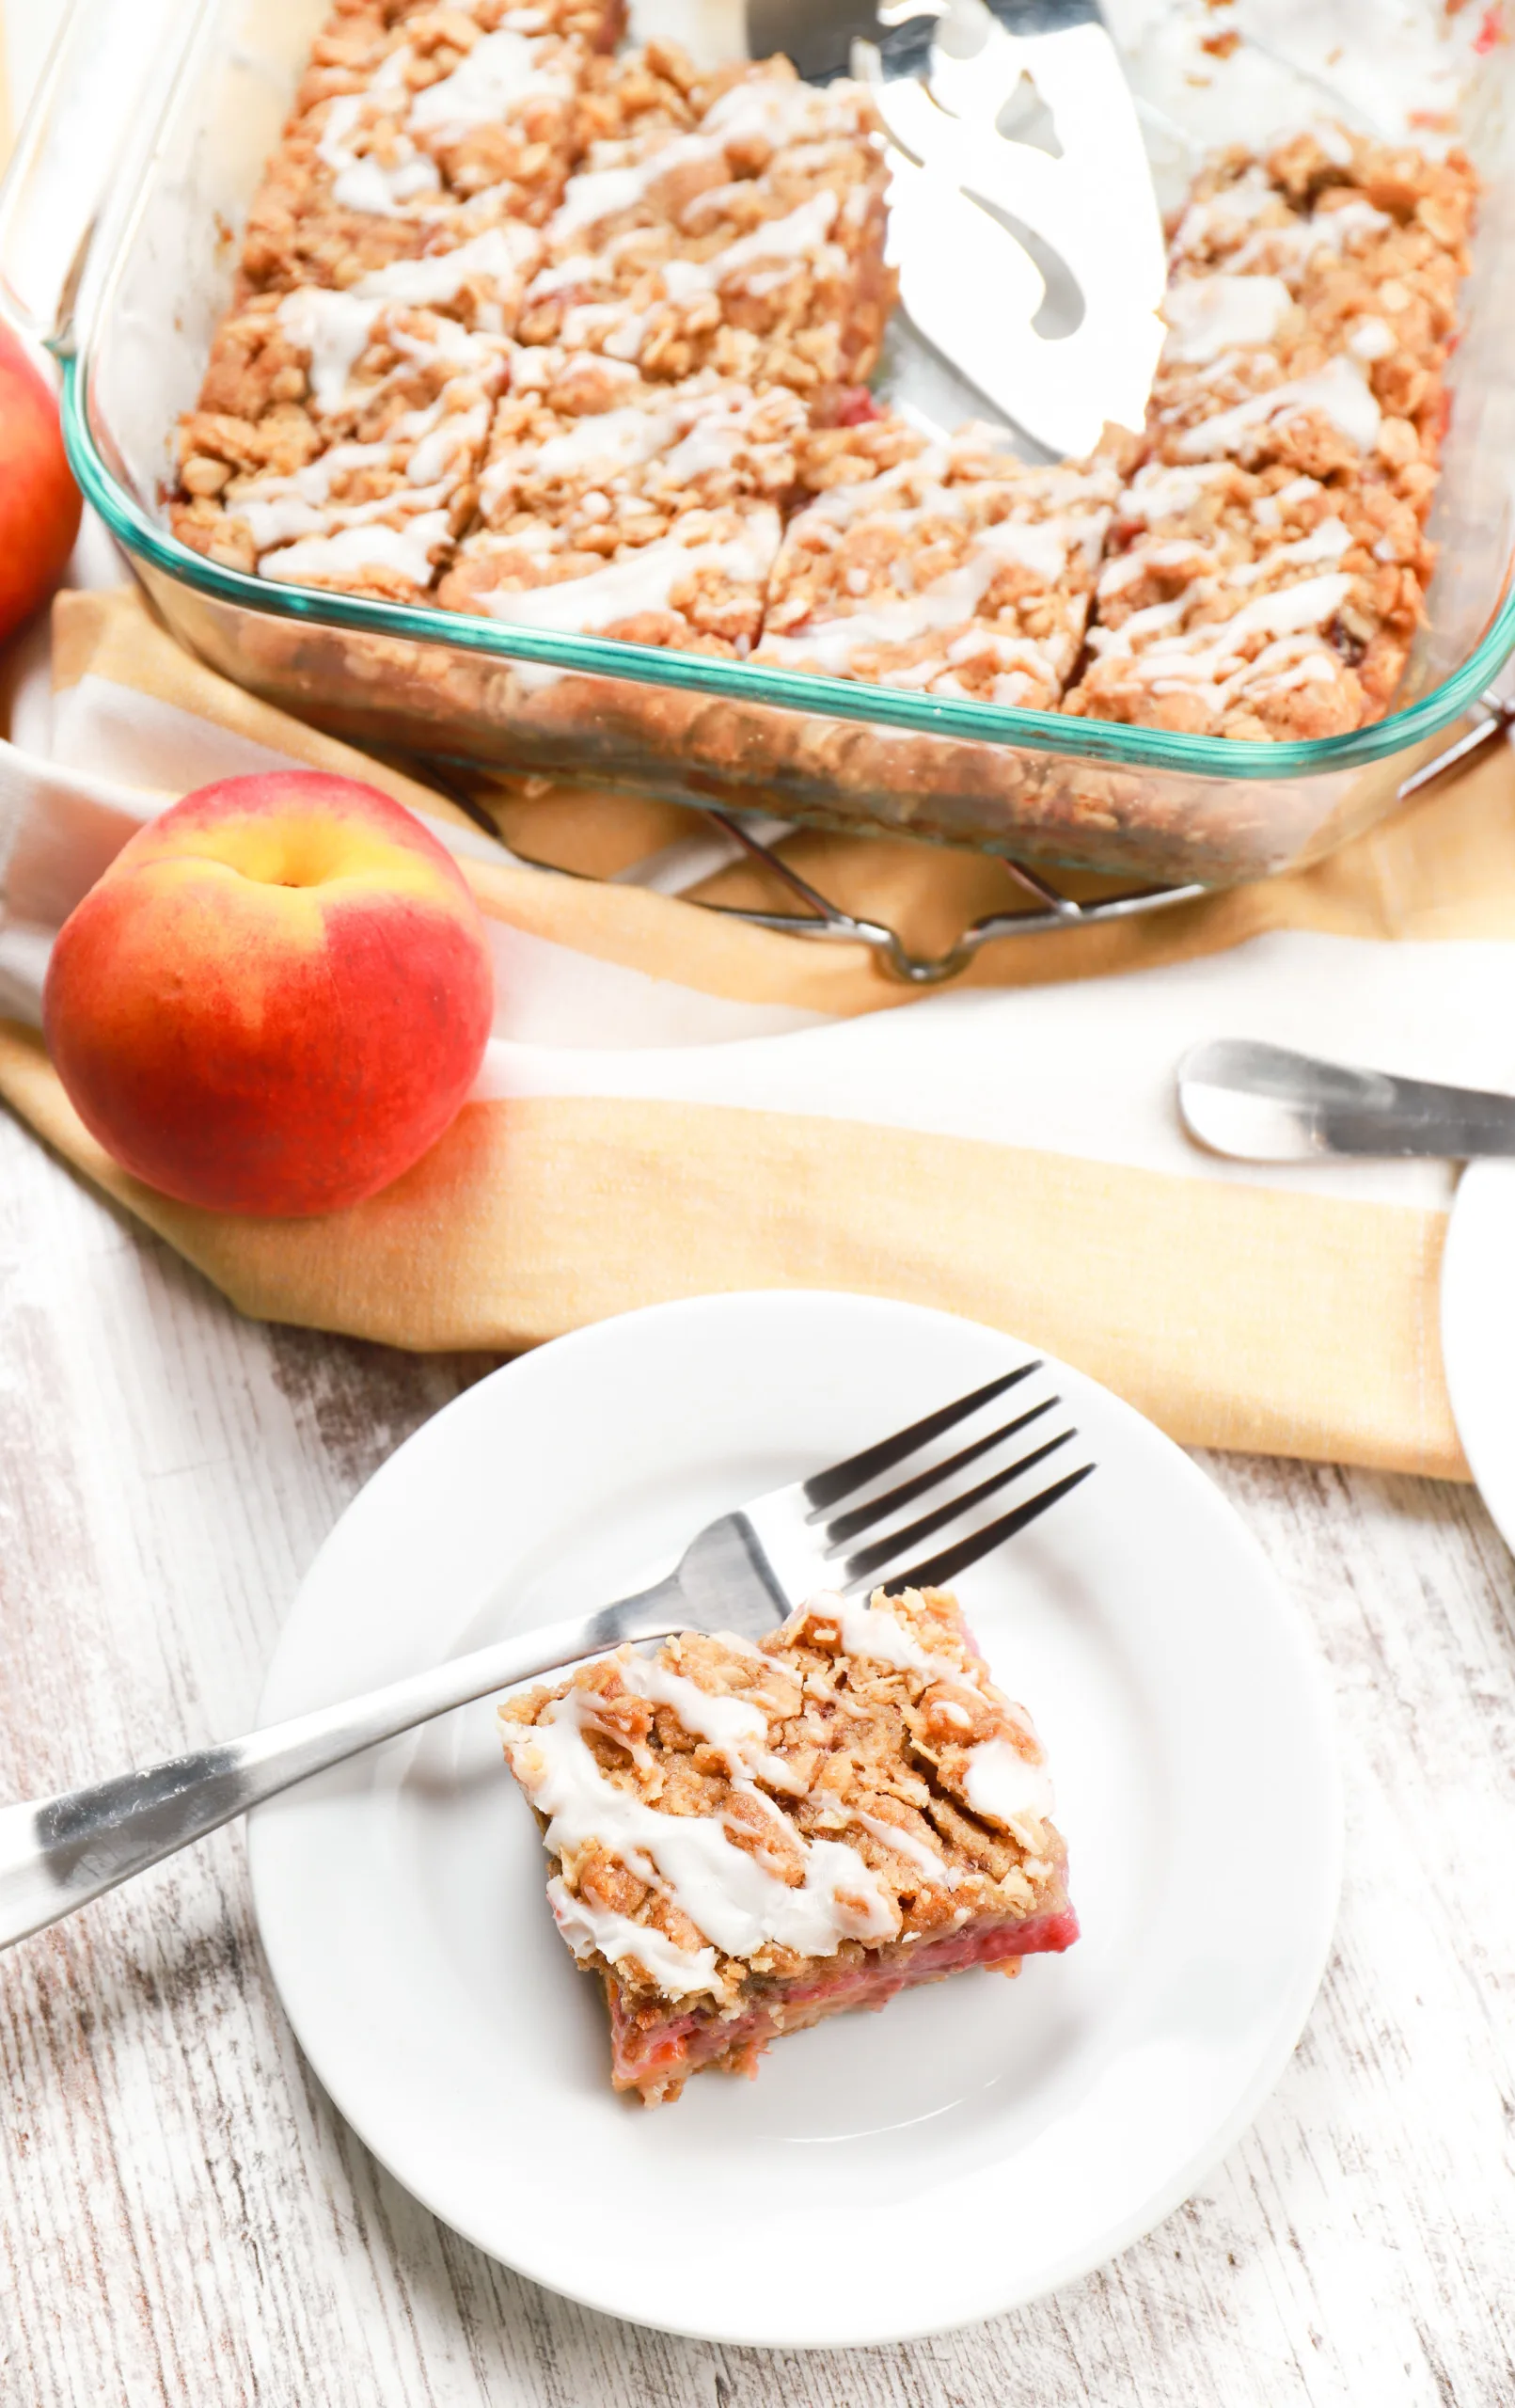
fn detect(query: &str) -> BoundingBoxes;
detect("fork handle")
[0,1584,684,1953]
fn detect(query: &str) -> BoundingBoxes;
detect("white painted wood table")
[3,1105,1514,2407]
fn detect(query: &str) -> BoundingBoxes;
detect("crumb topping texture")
[1065,129,1476,739]
[499,1585,1075,2102]
[173,8,1476,741]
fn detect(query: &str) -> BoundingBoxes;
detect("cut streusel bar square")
[1061,453,1432,739]
[465,345,805,529]
[437,500,782,653]
[1170,132,1476,351]
[1065,130,1476,738]
[238,0,611,295]
[1156,132,1476,517]
[436,346,800,649]
[515,48,894,394]
[499,1585,1076,2106]
[172,300,510,597]
[750,411,1120,710]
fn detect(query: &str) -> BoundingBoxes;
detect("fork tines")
[803,1364,1040,1512]
[807,1363,1095,1596]
[882,1462,1095,1593]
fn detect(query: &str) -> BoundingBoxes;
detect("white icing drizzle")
[545,1875,722,1998]
[700,71,845,150]
[945,626,1061,673]
[806,1593,948,1675]
[1174,355,1381,460]
[804,445,948,528]
[612,1651,806,1795]
[703,190,840,287]
[275,288,505,422]
[1348,314,1396,362]
[1308,197,1395,254]
[655,394,789,488]
[656,254,718,302]
[758,521,1078,673]
[316,78,445,220]
[408,28,574,136]
[1171,168,1393,289]
[354,223,541,319]
[530,401,679,479]
[1097,568,1354,658]
[573,304,650,360]
[762,615,939,672]
[546,186,842,322]
[234,463,448,547]
[963,1736,1054,1830]
[1118,458,1232,518]
[548,71,866,246]
[408,398,490,485]
[1171,166,1280,259]
[796,1592,989,1695]
[1162,274,1293,366]
[853,1810,958,1886]
[229,393,484,533]
[503,1684,898,1959]
[1247,650,1342,698]
[511,341,635,392]
[763,464,1102,677]
[1226,516,1353,584]
[277,290,383,414]
[472,512,780,633]
[525,248,606,301]
[1097,536,1209,599]
[1090,571,1359,711]
[551,148,689,243]
[799,1594,1052,1844]
[313,24,578,218]
[260,514,450,586]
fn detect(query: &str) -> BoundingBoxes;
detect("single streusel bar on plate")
[173,302,510,598]
[499,1585,1076,2105]
[515,49,894,393]
[750,412,1119,710]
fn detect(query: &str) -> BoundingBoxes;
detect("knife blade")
[1177,1040,1515,1162]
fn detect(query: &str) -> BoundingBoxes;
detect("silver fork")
[0,1364,1094,1952]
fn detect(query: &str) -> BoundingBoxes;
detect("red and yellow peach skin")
[42,771,495,1217]
[0,326,82,644]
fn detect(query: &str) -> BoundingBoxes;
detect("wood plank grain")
[2,1114,1514,2407]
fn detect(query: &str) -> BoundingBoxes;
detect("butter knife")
[1176,1040,1515,1162]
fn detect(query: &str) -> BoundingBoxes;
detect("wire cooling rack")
[415,689,1515,986]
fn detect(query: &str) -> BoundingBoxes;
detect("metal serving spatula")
[750,0,1168,457]
[1178,1040,1515,1162]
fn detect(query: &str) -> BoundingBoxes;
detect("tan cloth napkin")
[4,585,1510,1479]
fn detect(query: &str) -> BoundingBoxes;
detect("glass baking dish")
[4,0,1514,888]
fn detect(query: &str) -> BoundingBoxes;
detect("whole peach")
[0,326,82,644]
[43,771,495,1217]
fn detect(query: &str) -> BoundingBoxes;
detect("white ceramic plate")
[1443,1159,1515,1552]
[249,1291,1340,2348]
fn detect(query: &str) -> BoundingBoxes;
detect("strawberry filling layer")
[608,1904,1080,2097]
